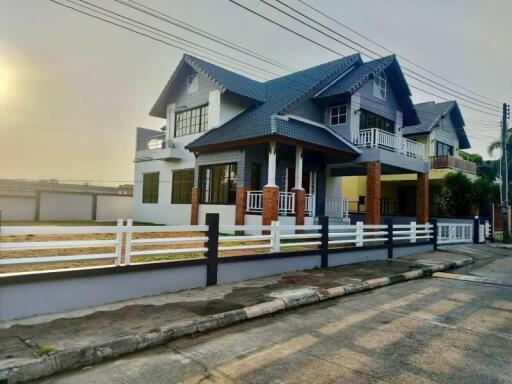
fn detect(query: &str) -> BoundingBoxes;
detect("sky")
[0,0,510,185]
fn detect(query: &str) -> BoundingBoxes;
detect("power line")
[295,0,501,105]
[258,0,501,113]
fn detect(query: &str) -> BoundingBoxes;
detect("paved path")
[37,245,512,383]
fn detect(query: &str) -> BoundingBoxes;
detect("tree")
[472,177,499,216]
[441,172,474,216]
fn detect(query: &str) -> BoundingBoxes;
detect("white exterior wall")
[40,192,92,221]
[133,67,250,226]
[0,196,36,221]
[96,195,133,221]
[198,204,236,227]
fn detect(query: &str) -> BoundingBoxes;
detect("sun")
[0,66,9,103]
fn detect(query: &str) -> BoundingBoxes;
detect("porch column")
[293,146,305,225]
[190,187,200,225]
[366,161,381,224]
[262,141,279,226]
[235,186,249,225]
[416,172,429,224]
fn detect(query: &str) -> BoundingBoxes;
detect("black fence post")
[473,217,480,244]
[319,216,329,268]
[385,218,393,259]
[205,213,219,286]
[431,219,438,251]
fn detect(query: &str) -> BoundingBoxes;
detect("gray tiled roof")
[316,56,395,98]
[403,101,470,149]
[187,54,362,150]
[273,117,359,155]
[184,55,266,102]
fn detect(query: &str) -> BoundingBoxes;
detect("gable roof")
[315,55,419,126]
[150,54,266,118]
[187,53,362,151]
[403,101,470,149]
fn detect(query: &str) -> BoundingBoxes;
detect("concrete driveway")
[38,245,512,383]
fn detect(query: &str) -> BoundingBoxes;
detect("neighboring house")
[342,100,476,217]
[133,53,430,226]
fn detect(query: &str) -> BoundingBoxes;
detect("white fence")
[0,220,437,271]
[246,191,296,215]
[325,198,349,219]
[352,128,424,159]
[437,223,473,244]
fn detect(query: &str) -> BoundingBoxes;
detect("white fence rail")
[305,194,316,217]
[352,128,424,159]
[325,198,349,219]
[246,190,296,215]
[1,219,490,271]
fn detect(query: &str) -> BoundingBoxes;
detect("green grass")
[37,346,56,356]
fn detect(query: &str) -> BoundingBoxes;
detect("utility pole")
[501,102,510,243]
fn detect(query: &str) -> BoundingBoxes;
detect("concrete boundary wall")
[0,243,432,321]
[0,192,132,222]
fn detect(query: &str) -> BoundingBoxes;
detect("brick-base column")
[190,187,200,225]
[366,161,381,225]
[416,173,429,224]
[262,186,279,226]
[293,188,305,225]
[235,187,249,226]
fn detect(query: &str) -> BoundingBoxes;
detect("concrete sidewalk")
[0,250,472,383]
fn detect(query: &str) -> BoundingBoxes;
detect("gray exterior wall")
[358,73,400,124]
[171,67,218,110]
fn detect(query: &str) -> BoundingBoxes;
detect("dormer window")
[329,104,347,125]
[374,71,387,100]
[187,73,198,94]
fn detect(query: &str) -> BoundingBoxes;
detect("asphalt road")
[38,246,512,384]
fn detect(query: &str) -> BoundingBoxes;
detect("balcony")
[430,156,477,174]
[135,133,183,162]
[246,191,317,216]
[352,128,424,159]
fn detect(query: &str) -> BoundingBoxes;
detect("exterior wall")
[431,116,460,157]
[198,204,236,227]
[0,196,36,221]
[133,160,192,225]
[40,192,93,221]
[194,150,246,187]
[358,74,400,124]
[96,195,133,221]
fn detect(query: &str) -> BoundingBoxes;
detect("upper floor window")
[330,105,347,125]
[359,109,394,133]
[436,141,453,156]
[187,73,198,93]
[142,172,159,204]
[374,71,387,100]
[175,105,208,137]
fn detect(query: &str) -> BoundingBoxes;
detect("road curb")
[0,256,473,383]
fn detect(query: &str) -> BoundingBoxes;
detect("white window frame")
[329,104,347,126]
[187,73,198,94]
[374,71,387,100]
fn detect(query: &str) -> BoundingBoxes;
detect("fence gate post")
[319,216,329,268]
[385,218,393,259]
[473,216,480,244]
[431,219,438,251]
[411,221,417,243]
[205,213,219,286]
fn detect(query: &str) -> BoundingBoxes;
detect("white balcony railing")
[352,128,424,159]
[246,191,296,215]
[325,198,349,219]
[136,133,167,151]
[305,194,316,217]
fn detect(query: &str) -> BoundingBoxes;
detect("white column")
[349,93,361,140]
[266,141,277,187]
[294,146,304,190]
[166,103,176,141]
[208,89,221,129]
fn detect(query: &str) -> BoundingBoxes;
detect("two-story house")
[342,100,475,217]
[133,53,430,226]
